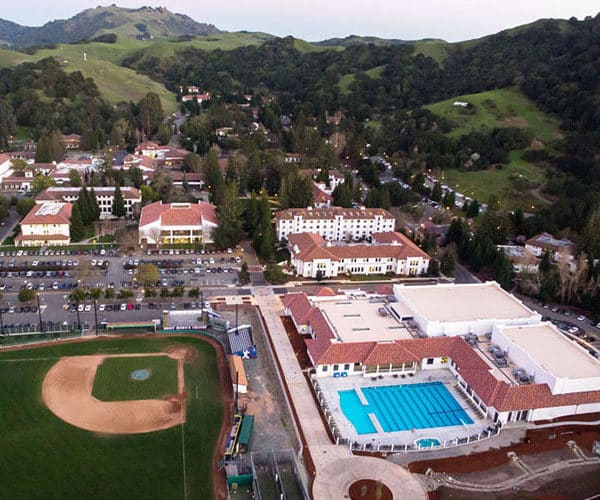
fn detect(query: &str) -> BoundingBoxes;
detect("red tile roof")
[288,231,430,263]
[314,287,337,297]
[21,203,72,225]
[139,201,217,227]
[281,293,313,325]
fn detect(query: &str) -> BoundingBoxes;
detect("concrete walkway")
[254,289,427,499]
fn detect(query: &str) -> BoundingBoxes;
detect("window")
[321,365,328,372]
[427,358,434,365]
[333,364,339,371]
[344,364,350,370]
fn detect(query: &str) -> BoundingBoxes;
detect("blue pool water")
[415,438,441,447]
[338,382,473,435]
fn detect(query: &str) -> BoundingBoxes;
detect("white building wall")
[276,214,395,241]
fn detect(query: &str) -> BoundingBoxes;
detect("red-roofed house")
[138,201,217,245]
[287,231,430,278]
[16,202,72,246]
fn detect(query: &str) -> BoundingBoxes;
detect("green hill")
[425,87,561,142]
[425,87,561,211]
[0,5,219,47]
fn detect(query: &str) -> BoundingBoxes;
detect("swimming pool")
[338,382,473,435]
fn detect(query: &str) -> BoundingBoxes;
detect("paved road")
[0,208,21,243]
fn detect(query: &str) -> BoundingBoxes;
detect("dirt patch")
[348,479,393,500]
[499,116,529,128]
[42,353,186,434]
[164,345,198,363]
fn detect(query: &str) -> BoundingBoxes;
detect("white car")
[577,315,586,321]
[32,260,39,267]
[99,304,106,312]
[84,304,91,312]
[77,304,84,312]
[91,259,97,266]
[120,303,127,311]
[567,326,579,334]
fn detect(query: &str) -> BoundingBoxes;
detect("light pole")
[93,297,99,336]
[36,293,44,336]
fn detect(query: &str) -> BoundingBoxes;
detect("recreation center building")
[282,282,600,443]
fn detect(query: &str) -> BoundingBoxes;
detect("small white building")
[35,186,141,219]
[16,202,72,247]
[525,232,575,263]
[498,245,539,274]
[275,207,396,242]
[138,201,217,246]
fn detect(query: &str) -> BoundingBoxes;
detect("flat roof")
[317,300,413,343]
[394,282,537,323]
[500,324,600,379]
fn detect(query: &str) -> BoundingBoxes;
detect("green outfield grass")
[92,355,178,401]
[0,336,223,500]
[425,87,561,142]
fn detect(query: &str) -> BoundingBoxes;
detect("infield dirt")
[41,347,195,434]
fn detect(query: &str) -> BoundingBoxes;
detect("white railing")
[310,373,502,454]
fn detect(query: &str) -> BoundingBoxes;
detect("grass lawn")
[92,355,178,401]
[440,157,548,211]
[413,40,449,63]
[425,87,561,142]
[0,336,223,500]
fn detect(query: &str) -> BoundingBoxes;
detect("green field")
[413,40,449,63]
[425,87,561,142]
[440,157,548,212]
[92,355,178,401]
[0,336,223,499]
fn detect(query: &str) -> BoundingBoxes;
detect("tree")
[442,191,456,209]
[16,198,35,217]
[112,185,126,217]
[136,263,160,287]
[238,262,251,285]
[431,182,442,202]
[184,152,202,173]
[156,123,172,145]
[279,170,313,209]
[140,185,157,203]
[128,166,143,188]
[69,169,81,187]
[70,204,85,242]
[440,250,456,276]
[35,131,65,163]
[264,263,287,284]
[88,187,100,221]
[203,149,224,205]
[213,181,243,249]
[137,92,164,138]
[0,98,16,149]
[428,258,440,277]
[332,182,353,208]
[31,175,55,195]
[18,288,36,303]
[316,270,325,282]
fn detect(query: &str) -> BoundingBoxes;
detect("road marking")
[180,423,187,500]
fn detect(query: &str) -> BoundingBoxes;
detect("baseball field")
[0,336,227,499]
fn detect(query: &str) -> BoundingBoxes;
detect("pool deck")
[317,369,493,448]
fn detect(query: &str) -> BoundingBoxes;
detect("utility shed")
[238,415,254,453]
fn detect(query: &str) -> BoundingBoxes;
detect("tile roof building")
[138,201,217,246]
[282,285,600,426]
[525,232,575,262]
[287,231,430,278]
[275,206,395,241]
[35,187,141,219]
[16,202,72,246]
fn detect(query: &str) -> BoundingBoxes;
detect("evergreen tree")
[89,188,100,221]
[245,191,260,235]
[137,92,164,138]
[70,204,85,242]
[69,169,81,187]
[440,250,456,276]
[332,182,353,208]
[247,152,263,193]
[76,186,91,224]
[35,131,65,163]
[112,185,126,217]
[203,149,224,205]
[431,182,442,202]
[213,182,243,249]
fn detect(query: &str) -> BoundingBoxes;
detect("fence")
[250,450,308,500]
[309,373,502,453]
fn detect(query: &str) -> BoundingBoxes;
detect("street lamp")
[36,293,44,336]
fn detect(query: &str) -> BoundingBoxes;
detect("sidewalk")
[254,289,427,499]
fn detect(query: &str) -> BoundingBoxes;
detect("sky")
[2,0,599,42]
